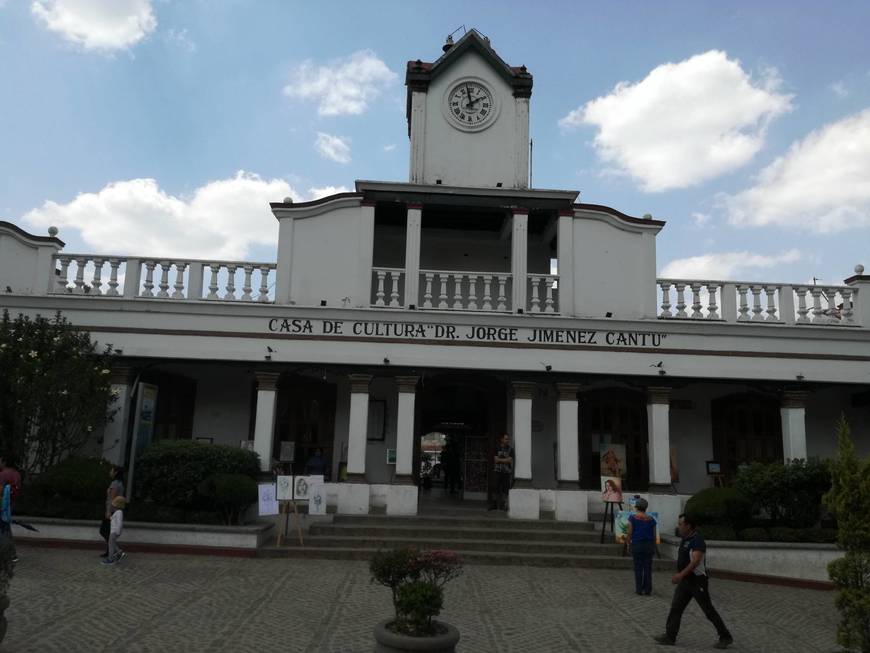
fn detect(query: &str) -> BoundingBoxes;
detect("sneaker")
[117,551,127,562]
[11,556,18,563]
[713,636,734,649]
[100,558,115,566]
[654,634,676,646]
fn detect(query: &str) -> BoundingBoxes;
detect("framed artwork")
[279,441,295,462]
[258,483,279,516]
[367,400,386,441]
[600,444,626,478]
[601,476,623,503]
[706,460,722,475]
[308,483,327,515]
[293,475,324,501]
[276,475,293,501]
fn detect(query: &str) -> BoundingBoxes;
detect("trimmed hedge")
[699,525,737,541]
[197,473,258,525]
[734,459,831,528]
[134,441,260,510]
[684,487,752,530]
[32,456,112,503]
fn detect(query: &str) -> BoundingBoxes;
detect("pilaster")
[511,209,528,313]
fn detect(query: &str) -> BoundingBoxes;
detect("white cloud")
[560,50,793,192]
[830,81,849,98]
[661,249,801,280]
[283,50,397,116]
[725,108,870,233]
[31,0,156,52]
[691,212,712,227]
[165,27,195,53]
[315,132,351,164]
[21,171,348,260]
[306,185,351,199]
[383,144,397,152]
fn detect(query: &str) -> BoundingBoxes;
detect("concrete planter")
[373,619,460,653]
[15,516,274,554]
[661,534,841,583]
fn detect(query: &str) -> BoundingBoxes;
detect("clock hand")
[465,84,473,109]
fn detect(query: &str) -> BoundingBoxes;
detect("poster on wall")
[600,443,626,478]
[279,441,295,462]
[132,383,159,454]
[308,483,327,515]
[601,476,623,503]
[276,476,293,501]
[614,510,660,544]
[258,483,279,516]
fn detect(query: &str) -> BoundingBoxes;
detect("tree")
[824,415,870,652]
[0,311,117,478]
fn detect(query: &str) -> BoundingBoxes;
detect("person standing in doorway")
[489,434,513,511]
[305,448,329,478]
[626,497,657,595]
[100,466,125,559]
[654,513,733,649]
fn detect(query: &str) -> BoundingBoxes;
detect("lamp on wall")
[605,311,613,318]
[320,299,327,306]
[383,357,391,365]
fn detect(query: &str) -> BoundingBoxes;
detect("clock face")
[445,80,497,131]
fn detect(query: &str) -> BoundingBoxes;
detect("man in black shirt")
[654,513,733,649]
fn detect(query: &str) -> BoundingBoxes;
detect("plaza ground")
[5,546,838,652]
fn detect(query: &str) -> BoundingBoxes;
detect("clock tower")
[405,30,533,189]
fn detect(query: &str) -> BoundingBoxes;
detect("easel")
[276,500,304,546]
[711,474,726,488]
[600,501,623,543]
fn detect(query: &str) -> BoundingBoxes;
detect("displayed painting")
[276,475,293,501]
[601,476,623,503]
[293,475,324,501]
[599,443,626,478]
[279,441,295,462]
[614,510,660,544]
[258,483,279,516]
[308,483,327,515]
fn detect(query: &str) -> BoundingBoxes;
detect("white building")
[2,31,869,525]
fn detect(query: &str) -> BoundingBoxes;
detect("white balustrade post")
[795,287,810,323]
[422,272,434,309]
[452,274,464,310]
[467,275,478,311]
[241,264,254,301]
[224,264,237,300]
[374,270,386,306]
[736,285,750,321]
[252,372,280,472]
[171,262,187,299]
[529,276,541,313]
[497,275,508,311]
[750,285,764,321]
[826,287,841,324]
[511,209,528,313]
[389,271,401,307]
[55,256,72,293]
[674,283,687,318]
[73,257,87,294]
[346,374,372,481]
[646,387,672,491]
[706,284,720,320]
[556,383,580,487]
[157,261,171,298]
[544,277,556,313]
[659,282,673,318]
[690,283,703,318]
[122,259,141,298]
[781,391,808,461]
[404,203,422,308]
[437,274,449,309]
[90,258,104,295]
[811,287,824,323]
[206,264,221,300]
[187,262,204,300]
[106,259,122,297]
[140,261,156,298]
[840,287,855,324]
[764,286,779,321]
[482,275,493,311]
[257,266,272,303]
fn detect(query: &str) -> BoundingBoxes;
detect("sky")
[1,1,869,285]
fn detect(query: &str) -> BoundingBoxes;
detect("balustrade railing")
[657,279,858,326]
[371,267,405,307]
[527,274,559,314]
[51,254,276,302]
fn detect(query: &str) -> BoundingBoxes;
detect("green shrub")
[800,528,838,544]
[828,552,870,652]
[698,525,737,541]
[125,502,186,524]
[738,528,769,542]
[734,459,831,528]
[684,487,752,530]
[197,473,258,525]
[33,456,112,503]
[135,441,259,510]
[395,582,444,635]
[767,527,802,543]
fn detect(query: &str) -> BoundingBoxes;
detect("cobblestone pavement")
[4,547,838,653]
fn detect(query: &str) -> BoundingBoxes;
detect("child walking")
[102,496,127,565]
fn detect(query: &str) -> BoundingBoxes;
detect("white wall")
[187,366,253,447]
[0,225,59,294]
[417,51,524,188]
[806,386,870,458]
[287,205,373,308]
[669,384,718,494]
[572,214,657,319]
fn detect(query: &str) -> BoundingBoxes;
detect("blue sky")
[2,1,869,284]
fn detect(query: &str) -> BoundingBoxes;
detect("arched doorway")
[273,374,337,477]
[712,393,782,476]
[415,373,507,504]
[579,388,649,492]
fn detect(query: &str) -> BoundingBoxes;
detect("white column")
[511,210,528,313]
[408,89,427,183]
[346,374,372,481]
[394,376,419,480]
[781,391,808,461]
[252,372,280,472]
[102,367,134,466]
[404,204,422,308]
[514,95,530,188]
[556,383,580,486]
[556,211,574,317]
[646,386,672,490]
[512,382,535,486]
